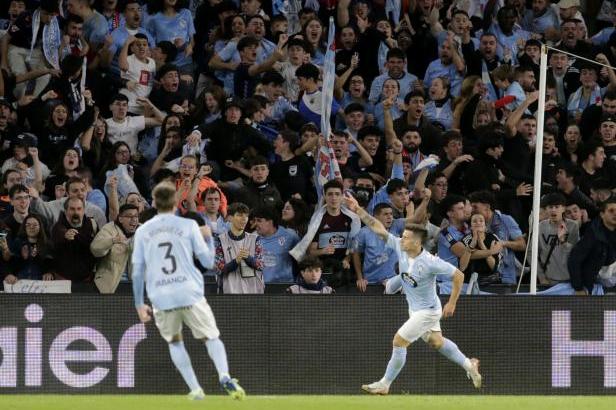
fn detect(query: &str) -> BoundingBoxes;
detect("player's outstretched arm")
[343,193,389,242]
[443,269,464,318]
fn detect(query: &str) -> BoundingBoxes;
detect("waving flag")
[314,17,341,204]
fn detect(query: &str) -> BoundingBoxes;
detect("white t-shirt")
[121,54,156,115]
[105,116,146,153]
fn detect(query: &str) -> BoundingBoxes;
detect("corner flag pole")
[530,44,548,295]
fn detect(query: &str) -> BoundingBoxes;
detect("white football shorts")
[153,297,221,342]
[397,309,442,343]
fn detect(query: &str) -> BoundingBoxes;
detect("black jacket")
[568,218,616,292]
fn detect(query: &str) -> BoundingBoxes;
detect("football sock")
[206,338,231,382]
[438,338,472,371]
[168,341,201,392]
[380,346,407,387]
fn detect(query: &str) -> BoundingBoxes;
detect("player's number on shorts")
[158,242,177,275]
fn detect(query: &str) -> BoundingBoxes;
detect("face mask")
[354,187,374,207]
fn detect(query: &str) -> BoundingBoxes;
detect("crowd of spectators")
[0,0,614,295]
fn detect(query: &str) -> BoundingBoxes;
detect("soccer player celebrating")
[343,193,482,394]
[131,182,245,400]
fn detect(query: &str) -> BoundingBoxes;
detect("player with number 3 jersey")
[132,182,245,401]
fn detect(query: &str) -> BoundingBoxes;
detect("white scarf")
[482,59,498,101]
[385,0,401,25]
[567,85,602,114]
[30,10,61,70]
[289,205,361,262]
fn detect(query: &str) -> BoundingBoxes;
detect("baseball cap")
[601,112,616,124]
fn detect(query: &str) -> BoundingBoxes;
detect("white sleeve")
[132,116,146,132]
[191,222,214,269]
[431,255,457,278]
[385,275,403,294]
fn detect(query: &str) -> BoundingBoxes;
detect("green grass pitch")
[1,395,615,410]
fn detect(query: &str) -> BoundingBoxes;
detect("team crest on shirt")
[288,165,297,176]
[401,272,418,287]
[278,237,286,246]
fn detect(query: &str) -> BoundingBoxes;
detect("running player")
[132,182,245,400]
[343,193,482,394]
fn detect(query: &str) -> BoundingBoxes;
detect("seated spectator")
[568,197,616,295]
[286,255,334,295]
[51,197,98,287]
[90,203,139,294]
[253,206,299,284]
[4,214,54,283]
[215,202,264,294]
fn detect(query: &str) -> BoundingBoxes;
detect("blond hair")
[152,182,177,212]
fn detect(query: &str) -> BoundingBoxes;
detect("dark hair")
[404,89,425,104]
[157,63,179,80]
[386,179,407,195]
[40,0,59,13]
[468,191,496,210]
[17,214,48,255]
[386,48,406,61]
[298,255,322,272]
[540,192,567,208]
[249,155,268,168]
[578,141,603,163]
[323,179,344,194]
[281,198,310,237]
[261,70,285,86]
[190,85,226,125]
[441,194,468,213]
[228,202,250,216]
[356,126,382,142]
[404,222,428,242]
[8,184,29,199]
[252,205,279,227]
[442,130,463,146]
[60,54,84,78]
[344,103,365,115]
[111,93,129,104]
[64,13,84,26]
[237,35,260,52]
[54,147,83,175]
[152,168,176,185]
[278,130,300,151]
[295,63,320,81]
[134,33,148,42]
[155,41,178,63]
[223,14,245,40]
[373,202,393,215]
[119,203,139,216]
[599,196,616,212]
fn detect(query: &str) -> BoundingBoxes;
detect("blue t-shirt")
[259,227,300,283]
[423,59,463,98]
[298,89,341,131]
[437,224,469,268]
[146,9,195,68]
[488,211,523,285]
[354,219,404,283]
